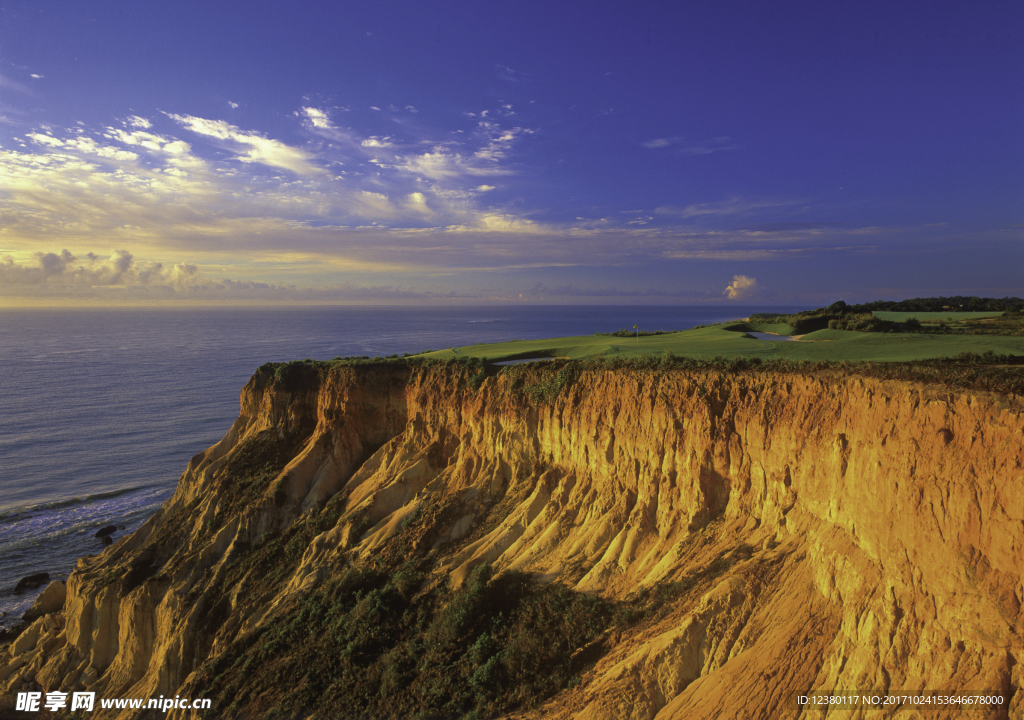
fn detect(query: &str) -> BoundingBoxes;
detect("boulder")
[13,573,49,595]
[10,618,42,656]
[94,525,117,538]
[22,581,66,623]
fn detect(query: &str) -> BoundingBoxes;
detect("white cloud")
[396,148,478,180]
[0,248,300,302]
[388,123,531,183]
[228,101,239,109]
[643,136,739,155]
[166,113,325,176]
[472,122,532,162]
[30,74,44,79]
[642,138,672,148]
[299,106,334,129]
[407,192,432,215]
[126,115,152,129]
[496,65,527,83]
[655,198,802,219]
[9,108,826,291]
[26,132,139,160]
[446,214,545,234]
[26,132,64,147]
[63,137,138,161]
[4,112,541,246]
[724,274,757,299]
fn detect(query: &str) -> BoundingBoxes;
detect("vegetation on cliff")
[195,562,619,719]
[260,352,1024,402]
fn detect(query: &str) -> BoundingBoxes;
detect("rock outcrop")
[22,582,66,624]
[2,361,1021,719]
[13,574,50,595]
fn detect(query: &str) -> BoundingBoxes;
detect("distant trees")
[751,296,1024,336]
[846,296,1023,313]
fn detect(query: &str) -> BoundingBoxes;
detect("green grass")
[873,311,1004,322]
[743,322,797,335]
[420,322,1024,364]
[796,328,864,341]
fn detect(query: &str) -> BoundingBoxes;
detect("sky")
[0,0,1021,306]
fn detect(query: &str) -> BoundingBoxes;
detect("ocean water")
[0,305,798,628]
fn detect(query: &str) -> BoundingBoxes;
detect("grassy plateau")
[419,316,1024,364]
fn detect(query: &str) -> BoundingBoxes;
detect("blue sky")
[1,0,1021,305]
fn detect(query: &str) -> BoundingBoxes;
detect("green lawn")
[743,321,797,335]
[425,322,1024,363]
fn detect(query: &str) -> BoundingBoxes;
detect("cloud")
[2,106,915,306]
[0,112,885,283]
[103,126,174,152]
[655,198,803,219]
[0,248,294,299]
[496,65,528,84]
[30,74,44,79]
[27,132,140,161]
[643,136,739,155]
[299,106,334,129]
[387,124,531,182]
[0,247,479,304]
[724,274,757,299]
[0,74,34,96]
[25,132,64,147]
[0,108,545,259]
[446,214,546,234]
[228,101,239,109]
[166,113,325,176]
[395,148,488,180]
[2,248,201,288]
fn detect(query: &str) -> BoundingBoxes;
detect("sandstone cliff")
[3,360,1022,719]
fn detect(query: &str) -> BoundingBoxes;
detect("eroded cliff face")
[3,362,1022,719]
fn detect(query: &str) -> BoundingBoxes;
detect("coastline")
[1,305,792,630]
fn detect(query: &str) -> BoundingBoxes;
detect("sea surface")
[0,304,800,628]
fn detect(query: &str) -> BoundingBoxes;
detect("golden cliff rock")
[3,360,1021,719]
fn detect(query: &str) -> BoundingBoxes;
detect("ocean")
[0,304,799,628]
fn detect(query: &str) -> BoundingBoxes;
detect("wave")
[27,347,103,359]
[0,484,165,522]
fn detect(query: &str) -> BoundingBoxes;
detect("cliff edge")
[3,360,1022,719]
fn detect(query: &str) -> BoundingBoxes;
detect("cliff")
[3,360,1022,719]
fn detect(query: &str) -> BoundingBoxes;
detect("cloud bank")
[0,107,910,304]
[724,275,758,300]
[0,249,288,297]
